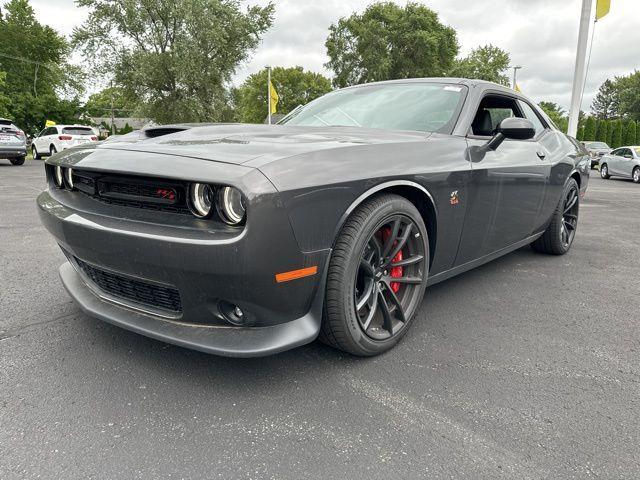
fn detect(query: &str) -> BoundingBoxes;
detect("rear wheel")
[9,156,25,166]
[320,194,429,356]
[600,163,610,179]
[531,178,579,255]
[633,167,640,184]
[32,145,41,160]
[49,145,57,156]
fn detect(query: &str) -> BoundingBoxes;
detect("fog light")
[219,301,247,326]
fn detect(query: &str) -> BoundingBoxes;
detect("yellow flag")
[514,83,521,93]
[596,0,610,20]
[269,81,279,114]
[45,120,56,127]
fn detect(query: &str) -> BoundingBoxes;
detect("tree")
[73,0,274,124]
[607,120,615,146]
[582,116,596,141]
[237,66,331,124]
[576,125,584,141]
[539,101,568,132]
[450,45,510,86]
[0,0,83,133]
[591,79,619,119]
[595,119,608,143]
[616,71,640,121]
[610,119,623,148]
[624,120,636,146]
[325,2,458,88]
[83,86,137,118]
[0,71,11,118]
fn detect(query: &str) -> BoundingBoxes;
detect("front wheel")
[32,146,41,160]
[10,156,25,166]
[531,178,579,255]
[320,194,429,356]
[600,163,610,179]
[633,167,640,184]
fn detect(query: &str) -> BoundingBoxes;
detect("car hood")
[90,124,431,167]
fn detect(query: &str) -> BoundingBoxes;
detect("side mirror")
[483,117,536,152]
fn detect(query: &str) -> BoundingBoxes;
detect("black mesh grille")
[74,256,182,313]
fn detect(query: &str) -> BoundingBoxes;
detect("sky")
[18,0,640,112]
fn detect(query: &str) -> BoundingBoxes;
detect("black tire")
[633,167,640,184]
[600,163,610,179]
[320,194,429,356]
[32,145,41,160]
[49,145,57,156]
[531,178,579,255]
[9,156,25,166]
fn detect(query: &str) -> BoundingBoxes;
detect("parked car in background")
[581,141,611,168]
[599,146,640,183]
[31,125,98,159]
[0,118,27,165]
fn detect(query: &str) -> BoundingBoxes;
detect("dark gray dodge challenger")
[37,78,590,357]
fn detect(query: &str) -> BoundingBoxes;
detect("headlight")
[217,186,246,225]
[64,167,74,190]
[188,183,214,218]
[53,166,64,188]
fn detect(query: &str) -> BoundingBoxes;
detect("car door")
[456,92,548,264]
[607,148,624,175]
[619,148,635,177]
[33,128,47,151]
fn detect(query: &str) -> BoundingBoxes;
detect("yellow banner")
[45,120,56,127]
[269,81,279,114]
[596,0,610,20]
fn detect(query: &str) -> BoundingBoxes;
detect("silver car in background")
[0,118,27,165]
[600,146,640,183]
[581,141,612,168]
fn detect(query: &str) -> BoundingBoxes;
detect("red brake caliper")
[381,228,403,293]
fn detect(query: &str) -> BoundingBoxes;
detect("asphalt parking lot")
[1,160,639,479]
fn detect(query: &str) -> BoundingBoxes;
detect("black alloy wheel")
[531,177,580,255]
[560,183,579,249]
[355,215,425,340]
[320,194,429,356]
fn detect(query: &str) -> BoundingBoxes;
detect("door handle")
[536,151,546,160]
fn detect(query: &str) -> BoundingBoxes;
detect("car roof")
[0,118,15,125]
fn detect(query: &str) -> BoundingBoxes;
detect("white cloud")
[8,0,640,112]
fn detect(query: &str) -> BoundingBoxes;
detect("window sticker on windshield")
[444,86,462,92]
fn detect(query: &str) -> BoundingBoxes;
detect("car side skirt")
[426,232,544,287]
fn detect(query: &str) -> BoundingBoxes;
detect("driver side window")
[471,95,520,137]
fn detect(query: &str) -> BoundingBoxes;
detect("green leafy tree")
[591,79,619,119]
[83,86,137,117]
[0,71,11,118]
[237,66,331,124]
[637,122,640,145]
[576,125,584,141]
[450,45,510,85]
[73,0,275,124]
[595,119,607,143]
[582,116,596,141]
[607,120,614,145]
[325,2,458,88]
[0,0,84,133]
[539,101,568,132]
[624,120,636,146]
[610,119,623,148]
[615,71,640,121]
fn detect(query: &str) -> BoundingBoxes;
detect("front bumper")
[37,161,329,356]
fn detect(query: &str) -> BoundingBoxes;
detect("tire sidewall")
[333,197,429,355]
[633,167,640,184]
[601,164,609,178]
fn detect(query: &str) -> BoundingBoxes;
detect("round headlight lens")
[189,183,214,218]
[217,186,246,225]
[64,167,74,190]
[54,166,64,188]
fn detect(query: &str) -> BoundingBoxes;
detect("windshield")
[62,127,94,136]
[586,142,609,149]
[281,83,466,133]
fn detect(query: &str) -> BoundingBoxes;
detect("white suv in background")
[32,125,98,159]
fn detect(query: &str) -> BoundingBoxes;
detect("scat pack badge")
[450,190,460,206]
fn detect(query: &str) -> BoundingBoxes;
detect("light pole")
[510,65,522,90]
